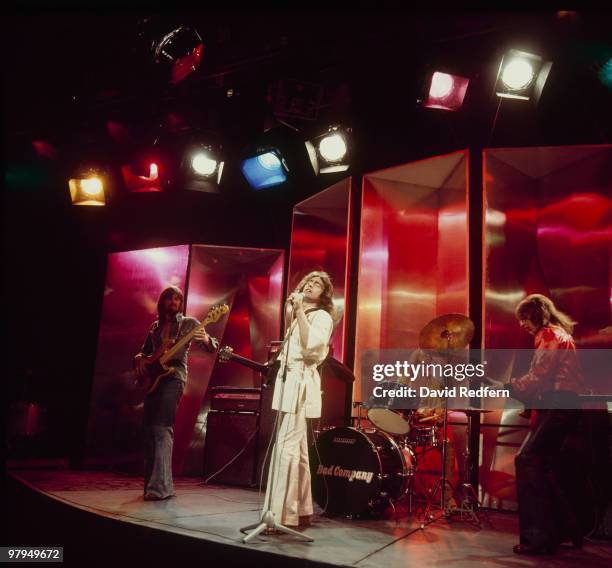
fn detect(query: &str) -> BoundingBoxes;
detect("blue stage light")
[241,150,288,189]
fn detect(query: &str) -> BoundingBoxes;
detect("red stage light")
[121,162,162,193]
[423,72,470,111]
[171,43,203,85]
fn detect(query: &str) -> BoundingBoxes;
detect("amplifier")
[210,386,261,412]
[203,411,258,486]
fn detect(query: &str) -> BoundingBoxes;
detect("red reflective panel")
[173,245,284,473]
[289,179,352,363]
[482,144,612,511]
[355,151,469,396]
[86,245,190,468]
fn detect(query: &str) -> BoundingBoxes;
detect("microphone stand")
[240,300,314,543]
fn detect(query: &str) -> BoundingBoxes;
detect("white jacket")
[271,309,334,418]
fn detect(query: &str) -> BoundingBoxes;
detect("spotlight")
[121,159,162,193]
[306,126,351,175]
[421,71,470,111]
[241,148,289,190]
[319,133,348,162]
[68,167,107,206]
[191,151,218,176]
[495,49,552,102]
[598,58,612,90]
[182,143,223,193]
[138,19,204,85]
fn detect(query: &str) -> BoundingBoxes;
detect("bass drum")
[310,426,415,516]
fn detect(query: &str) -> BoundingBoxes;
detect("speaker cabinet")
[203,411,258,486]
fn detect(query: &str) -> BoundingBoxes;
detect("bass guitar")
[139,303,229,394]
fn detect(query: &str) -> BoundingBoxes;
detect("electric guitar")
[138,303,229,394]
[217,345,281,388]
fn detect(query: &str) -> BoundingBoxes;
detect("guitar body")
[143,358,177,395]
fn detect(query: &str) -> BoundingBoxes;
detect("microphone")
[286,292,304,306]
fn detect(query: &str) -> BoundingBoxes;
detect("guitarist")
[133,285,218,501]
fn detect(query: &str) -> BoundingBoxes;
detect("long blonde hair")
[515,294,577,334]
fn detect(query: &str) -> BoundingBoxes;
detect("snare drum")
[310,426,416,516]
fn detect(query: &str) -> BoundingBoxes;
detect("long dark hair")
[293,270,336,318]
[157,286,184,322]
[515,293,577,334]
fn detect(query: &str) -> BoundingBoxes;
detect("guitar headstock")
[203,303,230,326]
[218,345,234,362]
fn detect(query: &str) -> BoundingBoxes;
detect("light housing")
[495,49,552,102]
[153,26,204,85]
[306,126,351,175]
[182,143,224,193]
[68,166,107,206]
[241,148,289,190]
[121,159,162,193]
[422,71,470,111]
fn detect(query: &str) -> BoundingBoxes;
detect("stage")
[7,468,611,567]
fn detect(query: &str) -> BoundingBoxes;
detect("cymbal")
[419,313,475,350]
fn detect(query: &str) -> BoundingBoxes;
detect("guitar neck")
[160,321,207,364]
[224,352,269,375]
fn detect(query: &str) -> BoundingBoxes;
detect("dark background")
[3,8,611,463]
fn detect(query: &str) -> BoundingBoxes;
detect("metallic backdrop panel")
[288,178,352,362]
[86,244,284,477]
[482,144,612,510]
[177,245,284,475]
[354,151,470,398]
[86,245,190,470]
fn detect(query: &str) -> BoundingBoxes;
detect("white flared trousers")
[263,402,313,526]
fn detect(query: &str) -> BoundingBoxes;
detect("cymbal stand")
[352,401,367,431]
[450,412,491,525]
[422,332,455,521]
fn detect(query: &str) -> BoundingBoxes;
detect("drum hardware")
[447,408,493,525]
[352,401,369,431]
[418,313,475,523]
[409,425,440,448]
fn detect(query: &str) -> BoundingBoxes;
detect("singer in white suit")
[263,271,336,529]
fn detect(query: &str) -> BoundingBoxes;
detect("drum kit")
[310,313,490,522]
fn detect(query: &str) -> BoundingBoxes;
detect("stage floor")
[9,469,612,567]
